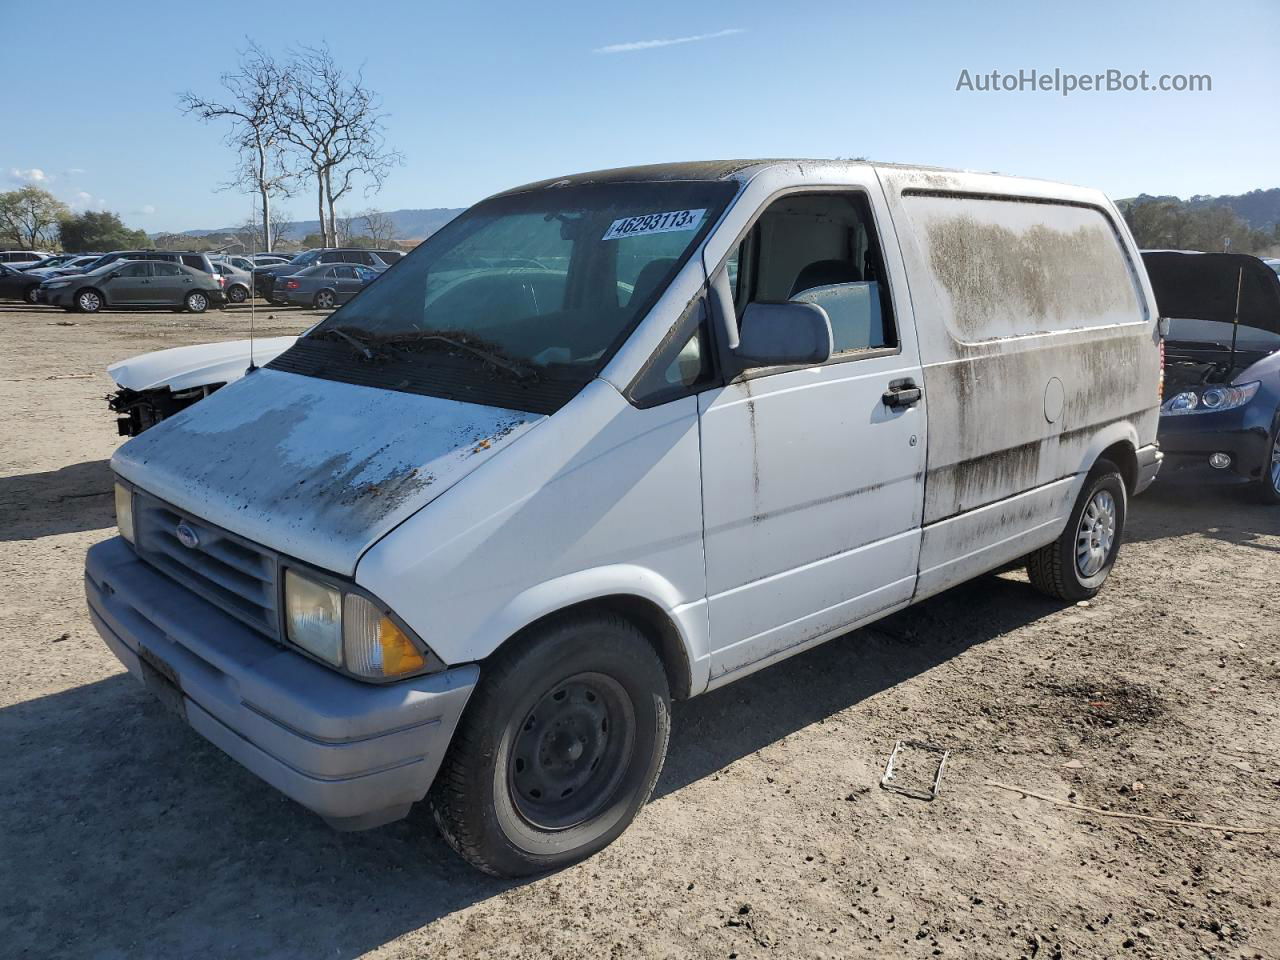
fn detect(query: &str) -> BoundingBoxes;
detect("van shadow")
[656,572,1059,798]
[1127,484,1280,553]
[0,573,1059,958]
[0,459,115,542]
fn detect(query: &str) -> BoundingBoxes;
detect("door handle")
[882,378,922,408]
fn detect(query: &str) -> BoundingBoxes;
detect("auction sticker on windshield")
[602,209,706,241]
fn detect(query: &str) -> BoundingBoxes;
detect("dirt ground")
[1,301,1277,960]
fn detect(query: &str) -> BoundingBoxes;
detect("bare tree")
[280,44,402,247]
[234,206,293,252]
[359,208,399,246]
[180,42,293,252]
[333,210,357,246]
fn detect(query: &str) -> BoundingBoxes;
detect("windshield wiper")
[309,326,382,360]
[384,331,539,381]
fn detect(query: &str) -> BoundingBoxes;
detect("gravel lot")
[1,302,1277,960]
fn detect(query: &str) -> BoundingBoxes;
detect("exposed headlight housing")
[1161,381,1260,416]
[283,568,437,680]
[114,482,134,544]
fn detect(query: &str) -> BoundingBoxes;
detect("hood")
[1142,252,1280,335]
[108,337,299,392]
[111,367,545,575]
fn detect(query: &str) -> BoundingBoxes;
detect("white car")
[107,336,297,435]
[88,159,1162,877]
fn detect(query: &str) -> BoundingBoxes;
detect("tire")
[227,284,248,304]
[184,291,209,313]
[75,288,103,313]
[1027,459,1126,602]
[313,289,336,310]
[1253,414,1280,505]
[430,614,671,878]
[23,286,39,304]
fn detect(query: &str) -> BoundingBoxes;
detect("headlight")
[283,569,432,679]
[114,482,134,544]
[284,570,342,665]
[1161,381,1260,416]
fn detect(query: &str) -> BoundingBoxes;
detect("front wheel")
[227,284,248,304]
[1254,415,1280,505]
[430,614,671,878]
[23,286,39,304]
[75,288,103,313]
[184,291,209,313]
[1027,459,1126,601]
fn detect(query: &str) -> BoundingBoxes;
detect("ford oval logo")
[175,522,200,549]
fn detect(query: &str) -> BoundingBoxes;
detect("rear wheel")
[1027,459,1126,601]
[313,289,336,310]
[430,614,671,878]
[184,291,209,313]
[75,288,103,313]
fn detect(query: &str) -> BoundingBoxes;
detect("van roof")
[493,158,1081,197]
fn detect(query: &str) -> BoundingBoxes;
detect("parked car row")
[1,245,407,312]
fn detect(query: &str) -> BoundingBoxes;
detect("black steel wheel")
[508,673,635,830]
[431,613,671,878]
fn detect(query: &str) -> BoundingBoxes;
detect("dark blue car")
[1145,251,1280,503]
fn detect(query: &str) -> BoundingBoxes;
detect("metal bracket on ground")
[880,739,950,801]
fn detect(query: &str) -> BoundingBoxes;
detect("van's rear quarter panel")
[879,171,1159,525]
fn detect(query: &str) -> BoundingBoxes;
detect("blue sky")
[4,0,1277,233]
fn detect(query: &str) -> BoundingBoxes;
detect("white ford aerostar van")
[87,160,1162,876]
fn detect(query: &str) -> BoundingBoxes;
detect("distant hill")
[168,207,466,242]
[1118,188,1280,232]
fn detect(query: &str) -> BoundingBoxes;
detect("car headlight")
[114,482,134,544]
[1161,381,1260,416]
[283,569,433,679]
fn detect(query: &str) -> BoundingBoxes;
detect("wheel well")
[1098,440,1137,493]
[497,596,693,700]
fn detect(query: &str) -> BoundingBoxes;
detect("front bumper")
[1156,403,1274,487]
[85,536,478,830]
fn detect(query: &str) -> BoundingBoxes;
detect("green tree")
[58,210,149,252]
[0,186,70,249]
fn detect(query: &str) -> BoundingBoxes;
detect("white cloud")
[66,168,86,175]
[9,167,54,184]
[133,204,157,215]
[69,191,108,211]
[593,27,743,54]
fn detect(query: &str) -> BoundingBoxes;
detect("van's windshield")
[300,181,735,392]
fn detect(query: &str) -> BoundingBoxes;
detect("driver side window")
[731,192,897,357]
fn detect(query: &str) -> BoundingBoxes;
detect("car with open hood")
[1143,251,1280,502]
[86,159,1162,877]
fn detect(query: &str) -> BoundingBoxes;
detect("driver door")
[107,261,154,304]
[698,189,927,683]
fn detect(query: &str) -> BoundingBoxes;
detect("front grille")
[134,494,281,640]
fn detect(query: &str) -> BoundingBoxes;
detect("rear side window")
[180,254,205,271]
[900,193,1144,342]
[154,263,182,276]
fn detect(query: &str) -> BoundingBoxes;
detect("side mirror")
[734,301,833,367]
[1157,316,1172,338]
